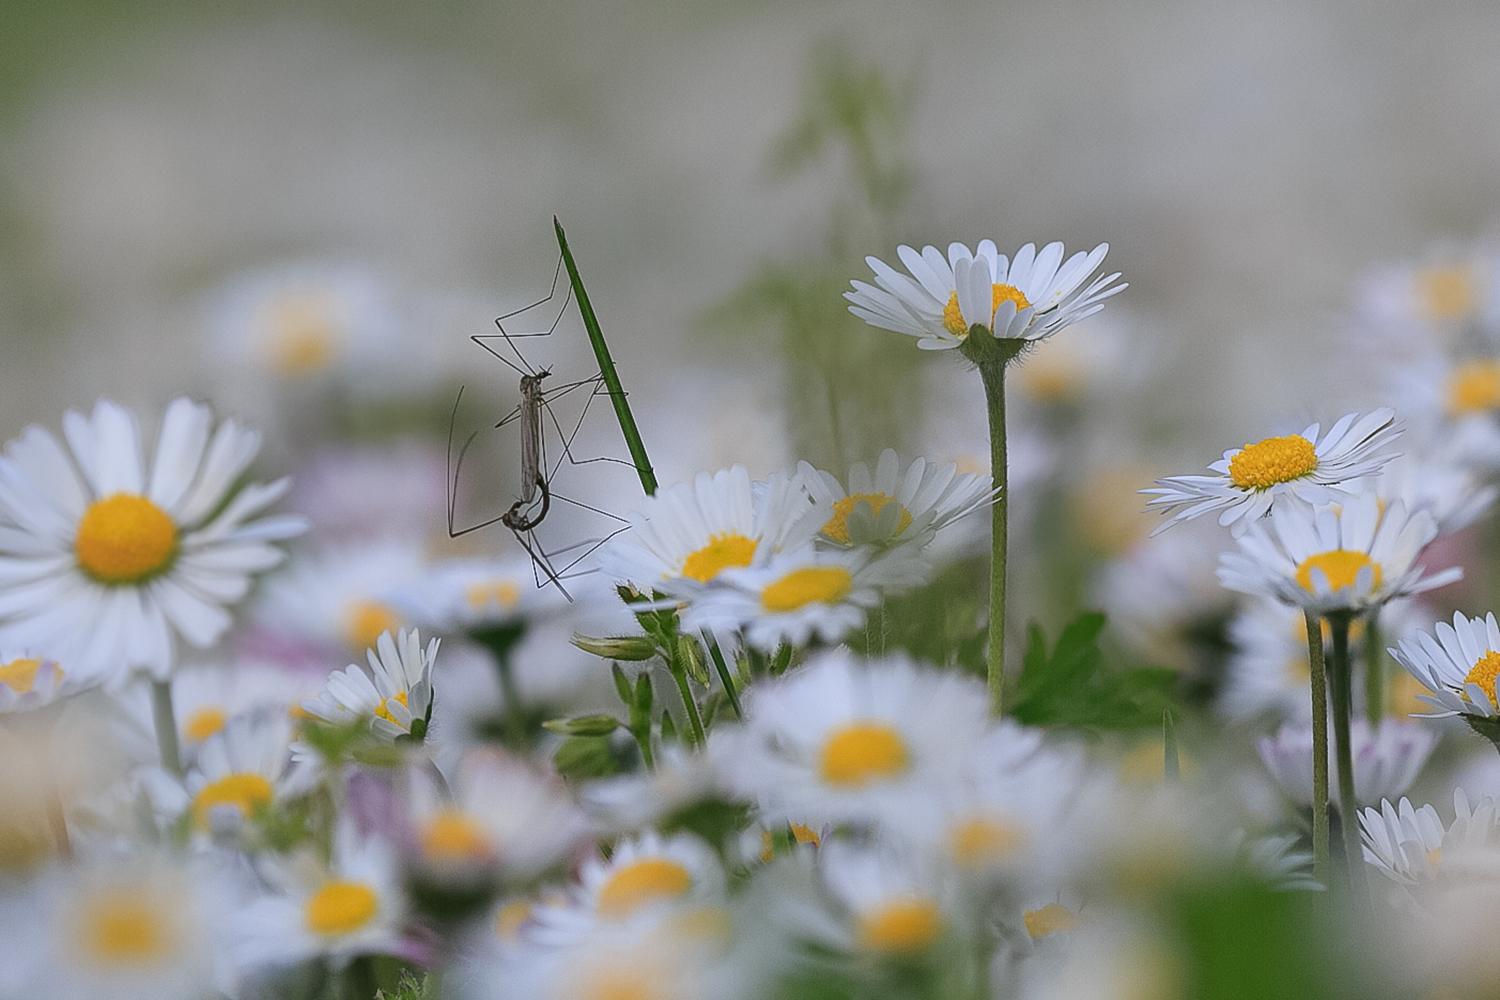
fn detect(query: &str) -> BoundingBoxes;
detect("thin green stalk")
[703,631,742,720]
[150,678,183,779]
[667,657,707,748]
[1304,612,1330,887]
[1328,615,1370,902]
[975,356,1011,717]
[555,217,658,496]
[1364,610,1384,728]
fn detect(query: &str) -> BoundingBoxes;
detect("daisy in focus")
[1143,409,1403,536]
[300,628,439,743]
[1390,611,1500,721]
[1360,789,1500,887]
[797,449,996,551]
[845,241,1123,351]
[1216,494,1459,615]
[0,398,305,683]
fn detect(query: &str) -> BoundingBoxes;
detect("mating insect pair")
[446,251,641,599]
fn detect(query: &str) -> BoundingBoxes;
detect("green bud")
[572,633,658,661]
[542,714,622,737]
[677,635,710,687]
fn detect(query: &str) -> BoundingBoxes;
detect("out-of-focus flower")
[846,241,1122,351]
[301,628,438,741]
[1257,719,1436,807]
[816,841,956,958]
[1217,494,1459,615]
[0,397,305,683]
[0,650,85,713]
[1143,409,1402,536]
[1360,789,1500,886]
[797,449,996,551]
[713,650,991,828]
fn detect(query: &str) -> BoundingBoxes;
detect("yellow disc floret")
[819,721,910,787]
[74,494,179,584]
[183,706,227,743]
[1295,550,1382,594]
[949,815,1025,867]
[190,773,274,830]
[681,532,758,583]
[858,898,943,953]
[0,658,45,695]
[1464,650,1500,709]
[420,810,495,865]
[942,284,1033,336]
[1023,903,1078,938]
[1418,265,1477,322]
[1227,435,1319,491]
[78,891,177,967]
[1447,359,1500,416]
[343,600,402,654]
[821,493,912,545]
[761,567,854,612]
[595,857,693,919]
[375,690,409,726]
[465,579,521,615]
[305,880,380,936]
[263,292,344,376]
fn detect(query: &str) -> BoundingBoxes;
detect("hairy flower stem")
[1364,610,1384,728]
[1328,614,1370,901]
[1304,612,1330,887]
[150,678,183,779]
[963,331,1024,717]
[667,653,707,748]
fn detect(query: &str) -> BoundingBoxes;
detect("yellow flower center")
[790,822,821,847]
[420,810,494,865]
[375,690,409,726]
[190,773,274,830]
[941,284,1033,336]
[1294,550,1382,594]
[821,493,913,545]
[305,880,380,936]
[681,532,758,583]
[858,898,943,953]
[465,579,521,614]
[494,899,531,941]
[1464,650,1500,709]
[1447,359,1500,416]
[0,658,46,695]
[575,967,661,1000]
[1023,903,1078,938]
[343,600,402,654]
[183,706,227,743]
[78,891,177,967]
[1427,847,1443,868]
[760,567,854,613]
[1227,435,1319,491]
[74,494,179,584]
[595,857,693,919]
[819,721,910,787]
[1418,265,1476,321]
[263,292,343,375]
[949,815,1025,867]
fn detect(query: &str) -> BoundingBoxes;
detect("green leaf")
[553,735,629,781]
[542,714,621,737]
[612,663,633,704]
[1009,612,1178,731]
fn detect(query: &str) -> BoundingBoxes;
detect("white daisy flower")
[1257,718,1435,807]
[252,537,427,660]
[408,749,588,879]
[1218,599,1315,722]
[0,650,85,713]
[815,841,956,957]
[581,743,730,834]
[1360,788,1500,886]
[1142,409,1404,536]
[0,398,305,683]
[846,240,1123,351]
[300,628,439,742]
[679,545,928,653]
[1390,610,1500,719]
[1216,494,1460,615]
[181,712,300,837]
[712,650,991,829]
[388,555,568,633]
[602,467,820,598]
[230,821,407,973]
[797,449,997,551]
[526,832,727,946]
[7,854,239,1000]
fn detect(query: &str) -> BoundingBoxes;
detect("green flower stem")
[961,330,1024,717]
[555,217,658,497]
[1364,610,1384,728]
[150,678,183,779]
[1304,612,1330,887]
[1328,614,1370,901]
[667,655,707,748]
[703,631,743,720]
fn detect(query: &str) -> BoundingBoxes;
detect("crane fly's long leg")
[446,386,512,538]
[472,256,575,378]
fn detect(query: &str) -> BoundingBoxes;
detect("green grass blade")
[554,217,659,496]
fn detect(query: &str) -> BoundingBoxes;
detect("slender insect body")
[513,370,550,506]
